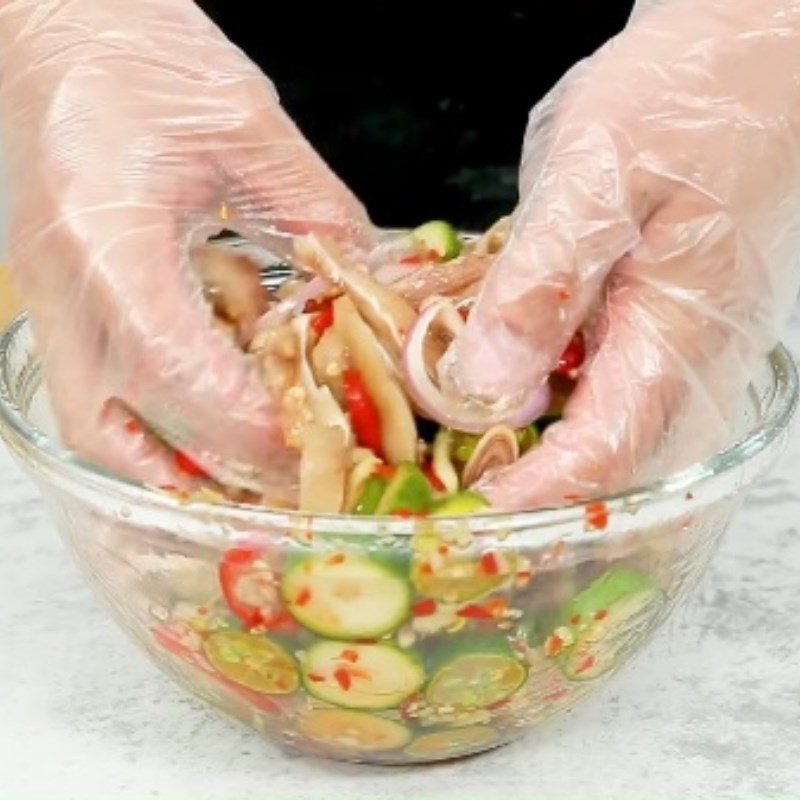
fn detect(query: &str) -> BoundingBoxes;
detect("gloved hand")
[442,0,800,509]
[0,0,370,496]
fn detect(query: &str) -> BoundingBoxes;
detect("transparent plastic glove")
[0,0,370,495]
[443,0,800,509]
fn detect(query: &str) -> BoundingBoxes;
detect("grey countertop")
[1,330,799,800]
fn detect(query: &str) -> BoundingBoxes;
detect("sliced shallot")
[402,298,551,434]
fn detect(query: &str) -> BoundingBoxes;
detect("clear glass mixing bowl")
[0,263,795,764]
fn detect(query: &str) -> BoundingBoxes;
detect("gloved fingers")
[447,110,641,402]
[206,92,373,253]
[478,207,754,510]
[28,203,297,497]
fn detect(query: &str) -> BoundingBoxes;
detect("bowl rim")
[0,311,796,539]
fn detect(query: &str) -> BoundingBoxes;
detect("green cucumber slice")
[202,631,298,694]
[430,490,489,516]
[353,475,387,515]
[412,221,462,261]
[282,552,410,639]
[557,569,664,681]
[298,708,411,752]
[375,462,432,515]
[425,636,527,711]
[405,725,498,759]
[302,640,425,710]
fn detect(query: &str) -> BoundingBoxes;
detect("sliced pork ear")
[291,315,352,445]
[311,326,347,404]
[333,295,418,465]
[299,423,349,513]
[344,448,382,511]
[192,245,270,346]
[375,218,511,308]
[296,233,416,362]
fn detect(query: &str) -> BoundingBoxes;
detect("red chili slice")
[174,450,209,478]
[555,331,586,377]
[219,547,275,629]
[339,649,359,663]
[310,302,334,338]
[124,418,142,435]
[392,508,428,519]
[342,369,384,457]
[295,587,312,606]
[334,668,352,691]
[479,551,500,575]
[585,501,609,530]
[423,461,446,492]
[412,598,437,617]
[457,603,492,619]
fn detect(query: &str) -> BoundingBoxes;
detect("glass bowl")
[0,272,796,765]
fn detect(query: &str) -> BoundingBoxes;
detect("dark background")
[198,2,632,229]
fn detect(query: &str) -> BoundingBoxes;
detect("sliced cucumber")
[412,535,514,603]
[412,221,462,261]
[298,708,411,752]
[405,725,498,759]
[282,552,410,639]
[430,490,489,516]
[202,631,298,694]
[425,636,527,711]
[302,640,425,710]
[557,569,664,681]
[374,462,432,515]
[353,475,387,515]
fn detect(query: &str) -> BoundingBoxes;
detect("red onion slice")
[402,299,551,433]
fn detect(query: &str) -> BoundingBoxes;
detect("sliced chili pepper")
[422,461,446,492]
[310,302,334,338]
[544,633,565,657]
[295,587,312,606]
[555,330,586,377]
[374,463,397,479]
[484,598,508,618]
[585,501,609,531]
[342,369,384,457]
[174,450,209,478]
[574,654,597,675]
[412,598,437,617]
[457,603,492,619]
[307,673,326,683]
[124,418,142,435]
[392,508,428,519]
[479,551,500,575]
[334,668,352,691]
[339,649,359,663]
[219,547,272,629]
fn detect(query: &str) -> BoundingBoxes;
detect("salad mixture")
[137,227,668,762]
[180,220,587,515]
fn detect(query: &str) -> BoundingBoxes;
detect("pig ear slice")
[295,233,417,363]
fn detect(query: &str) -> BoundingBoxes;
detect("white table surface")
[1,330,799,800]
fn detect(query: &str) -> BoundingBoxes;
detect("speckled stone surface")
[1,329,799,800]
